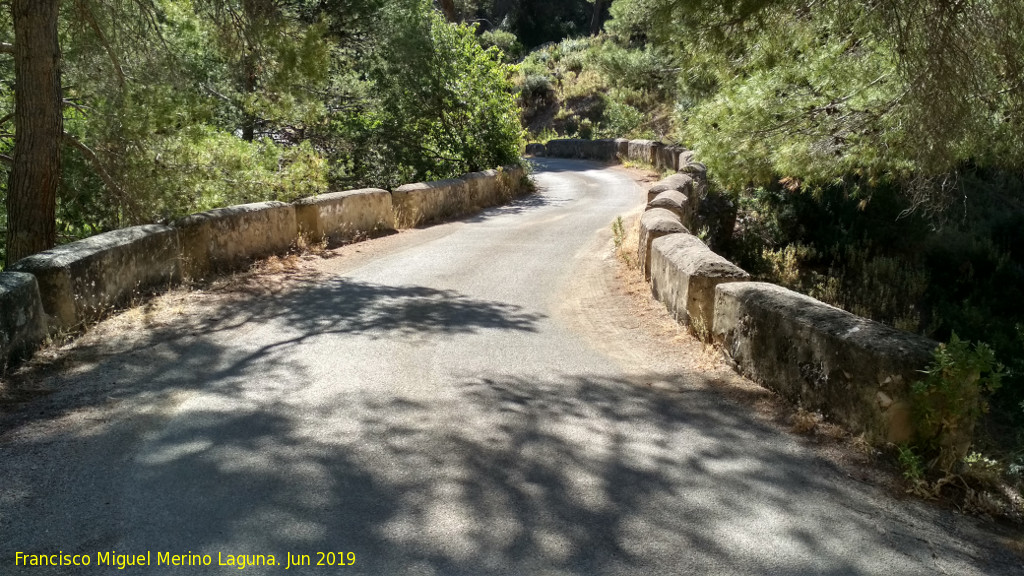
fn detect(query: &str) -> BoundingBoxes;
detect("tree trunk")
[241,50,256,142]
[438,0,457,22]
[6,0,62,266]
[591,0,606,36]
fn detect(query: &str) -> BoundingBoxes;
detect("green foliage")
[516,34,676,141]
[611,216,625,249]
[595,95,645,138]
[897,445,926,482]
[591,42,675,98]
[728,174,1024,455]
[911,333,1006,473]
[605,0,1024,207]
[0,0,524,263]
[357,4,523,188]
[479,29,523,63]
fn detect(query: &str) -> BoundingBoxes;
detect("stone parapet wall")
[713,282,935,443]
[0,272,46,368]
[176,202,297,279]
[2,165,531,368]
[649,233,749,333]
[295,188,394,246]
[548,133,942,444]
[9,225,181,330]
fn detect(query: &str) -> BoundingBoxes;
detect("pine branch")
[62,133,129,206]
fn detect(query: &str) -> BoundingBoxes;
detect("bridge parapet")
[1,165,531,368]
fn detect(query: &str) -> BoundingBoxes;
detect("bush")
[479,29,523,63]
[360,4,524,187]
[596,92,646,138]
[911,333,1005,473]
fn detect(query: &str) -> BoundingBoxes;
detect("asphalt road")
[1,158,1020,575]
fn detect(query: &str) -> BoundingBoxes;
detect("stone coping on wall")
[713,281,936,443]
[1,165,531,369]
[9,225,181,330]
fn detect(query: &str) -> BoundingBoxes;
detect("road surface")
[1,158,1019,575]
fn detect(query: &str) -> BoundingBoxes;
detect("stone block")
[649,234,748,334]
[713,282,936,443]
[638,208,688,280]
[294,188,394,246]
[0,272,46,365]
[175,202,297,278]
[10,225,181,329]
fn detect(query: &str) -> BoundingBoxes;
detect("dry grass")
[615,214,642,269]
[790,406,824,434]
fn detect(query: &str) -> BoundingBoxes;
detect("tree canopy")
[605,0,1024,208]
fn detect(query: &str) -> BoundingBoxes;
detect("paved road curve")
[1,159,1019,575]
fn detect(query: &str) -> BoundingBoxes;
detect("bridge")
[0,156,1017,574]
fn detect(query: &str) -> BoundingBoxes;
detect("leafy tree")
[605,0,1024,207]
[0,0,522,266]
[335,0,522,188]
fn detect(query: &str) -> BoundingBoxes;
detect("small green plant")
[897,444,926,481]
[911,332,1006,473]
[962,451,1003,487]
[896,444,937,497]
[612,216,625,249]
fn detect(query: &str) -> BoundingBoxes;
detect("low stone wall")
[558,133,941,444]
[461,171,499,210]
[0,272,46,367]
[713,282,935,443]
[647,173,695,203]
[638,208,688,280]
[545,139,621,162]
[1,163,531,370]
[647,190,689,221]
[392,179,468,228]
[295,188,394,246]
[540,137,688,166]
[394,166,528,228]
[649,233,748,334]
[9,225,181,330]
[176,201,298,279]
[655,145,687,172]
[627,140,661,165]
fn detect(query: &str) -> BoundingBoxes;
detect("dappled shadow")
[3,367,1018,574]
[1,154,1017,573]
[0,277,543,434]
[199,276,543,340]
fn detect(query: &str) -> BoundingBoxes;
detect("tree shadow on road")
[0,277,543,432]
[3,365,1018,574]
